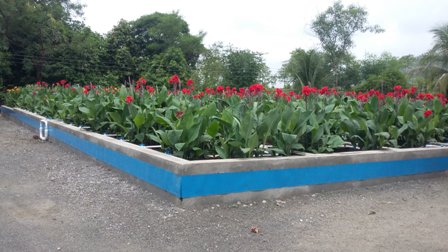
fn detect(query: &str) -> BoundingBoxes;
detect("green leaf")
[282,132,297,145]
[155,115,175,129]
[247,133,259,150]
[175,142,185,151]
[207,120,220,137]
[215,146,228,159]
[327,135,345,148]
[148,133,161,144]
[324,103,335,113]
[185,122,201,144]
[311,127,324,144]
[241,148,251,154]
[135,133,145,143]
[374,132,390,139]
[166,130,183,145]
[133,113,145,129]
[269,148,286,155]
[433,98,443,114]
[79,107,90,114]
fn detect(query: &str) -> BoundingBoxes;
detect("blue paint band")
[180,157,448,198]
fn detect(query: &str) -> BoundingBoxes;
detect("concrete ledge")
[2,105,448,204]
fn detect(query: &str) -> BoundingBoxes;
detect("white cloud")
[81,0,448,73]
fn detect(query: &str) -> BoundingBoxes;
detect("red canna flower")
[136,77,147,86]
[393,85,402,91]
[168,74,180,84]
[175,111,184,118]
[301,86,317,97]
[423,109,432,118]
[181,88,191,94]
[416,93,425,100]
[125,95,133,104]
[425,93,434,100]
[186,79,194,86]
[248,83,264,94]
[319,86,329,95]
[146,86,155,93]
[216,86,224,93]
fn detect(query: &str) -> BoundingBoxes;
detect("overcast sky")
[80,0,448,74]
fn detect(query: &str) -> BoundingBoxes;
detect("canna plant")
[4,80,448,160]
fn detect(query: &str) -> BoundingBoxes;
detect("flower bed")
[4,79,448,160]
[2,105,448,204]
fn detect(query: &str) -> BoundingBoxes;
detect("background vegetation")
[0,0,447,94]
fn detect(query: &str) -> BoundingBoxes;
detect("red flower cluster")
[135,77,147,90]
[168,74,180,84]
[423,109,433,118]
[182,88,191,95]
[274,88,296,102]
[193,91,205,99]
[125,95,133,104]
[248,83,264,95]
[186,79,194,86]
[136,77,147,86]
[146,86,155,93]
[301,86,318,96]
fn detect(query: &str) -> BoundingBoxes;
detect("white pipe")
[39,119,48,141]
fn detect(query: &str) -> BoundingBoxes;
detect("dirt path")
[1,115,448,252]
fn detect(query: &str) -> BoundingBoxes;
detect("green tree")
[338,55,362,88]
[355,53,411,92]
[132,12,204,66]
[193,43,227,87]
[142,47,189,86]
[311,1,383,86]
[426,24,448,93]
[193,44,269,88]
[224,48,267,88]
[280,49,328,89]
[106,12,205,84]
[0,0,87,84]
[105,20,137,83]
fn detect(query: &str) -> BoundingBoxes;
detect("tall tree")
[192,43,227,87]
[280,49,328,89]
[311,1,383,86]
[428,24,448,92]
[409,24,448,93]
[193,44,269,88]
[106,12,205,83]
[224,48,266,88]
[0,0,84,84]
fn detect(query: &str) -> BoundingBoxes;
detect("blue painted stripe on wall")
[50,126,182,197]
[180,157,448,198]
[1,107,41,129]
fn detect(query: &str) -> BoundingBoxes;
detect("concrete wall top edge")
[182,147,448,174]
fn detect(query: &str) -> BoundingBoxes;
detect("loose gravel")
[1,115,448,251]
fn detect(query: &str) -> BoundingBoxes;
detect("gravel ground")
[1,115,448,252]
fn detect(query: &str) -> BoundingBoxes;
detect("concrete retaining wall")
[2,105,448,205]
